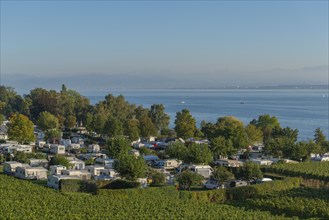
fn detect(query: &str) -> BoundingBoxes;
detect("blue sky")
[0,1,328,87]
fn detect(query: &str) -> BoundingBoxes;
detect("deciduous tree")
[174,109,196,139]
[149,104,170,133]
[114,155,147,181]
[107,136,132,159]
[177,171,203,190]
[36,111,59,131]
[185,143,213,164]
[8,113,35,144]
[211,166,234,187]
[238,161,262,183]
[165,142,188,161]
[209,136,235,159]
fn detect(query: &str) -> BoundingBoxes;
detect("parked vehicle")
[189,165,213,178]
[229,180,248,187]
[256,178,273,184]
[203,179,221,189]
[153,159,182,170]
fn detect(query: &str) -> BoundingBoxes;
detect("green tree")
[8,113,35,144]
[211,166,234,188]
[245,124,263,145]
[238,161,262,183]
[149,104,170,133]
[177,171,203,190]
[0,114,5,125]
[103,117,124,137]
[135,106,157,138]
[200,120,217,139]
[209,137,235,159]
[28,88,61,121]
[49,155,70,168]
[107,136,132,159]
[92,112,107,134]
[45,129,62,144]
[139,147,156,156]
[263,127,299,158]
[36,111,59,131]
[250,114,280,143]
[114,155,147,181]
[215,116,248,149]
[288,141,309,161]
[65,115,76,129]
[150,171,166,186]
[124,119,140,141]
[174,109,196,139]
[165,142,188,161]
[185,143,213,164]
[0,86,24,117]
[84,112,93,132]
[314,128,327,147]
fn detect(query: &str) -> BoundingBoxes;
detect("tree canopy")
[212,166,235,186]
[177,171,203,190]
[238,161,263,182]
[107,136,132,159]
[8,113,35,144]
[37,111,59,131]
[114,154,147,181]
[174,109,196,139]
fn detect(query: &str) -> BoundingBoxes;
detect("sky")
[0,1,328,89]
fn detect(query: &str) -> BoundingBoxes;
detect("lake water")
[86,89,329,140]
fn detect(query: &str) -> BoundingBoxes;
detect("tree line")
[1,85,328,161]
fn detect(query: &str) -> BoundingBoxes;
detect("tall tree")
[209,136,235,159]
[177,171,203,191]
[212,166,235,188]
[28,88,60,121]
[200,120,217,139]
[114,155,147,181]
[0,86,24,117]
[314,128,327,147]
[149,104,170,133]
[107,136,132,159]
[250,114,280,143]
[174,109,196,139]
[36,111,59,131]
[165,141,188,161]
[8,113,35,144]
[238,161,262,183]
[124,119,140,141]
[135,106,157,138]
[0,114,5,125]
[103,117,124,137]
[65,115,77,129]
[245,124,263,145]
[185,143,213,164]
[215,116,248,149]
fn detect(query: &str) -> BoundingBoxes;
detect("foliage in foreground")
[0,173,294,220]
[267,161,329,181]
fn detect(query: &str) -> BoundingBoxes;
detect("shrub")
[105,180,141,189]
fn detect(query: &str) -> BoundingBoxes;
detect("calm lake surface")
[86,89,329,140]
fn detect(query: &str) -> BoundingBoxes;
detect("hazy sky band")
[0,1,328,79]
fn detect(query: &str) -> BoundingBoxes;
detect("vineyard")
[0,173,296,220]
[231,187,329,219]
[267,162,329,181]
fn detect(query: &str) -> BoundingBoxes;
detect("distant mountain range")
[1,64,328,94]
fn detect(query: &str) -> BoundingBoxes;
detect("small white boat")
[181,101,185,104]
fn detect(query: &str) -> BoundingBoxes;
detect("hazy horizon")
[1,1,328,89]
